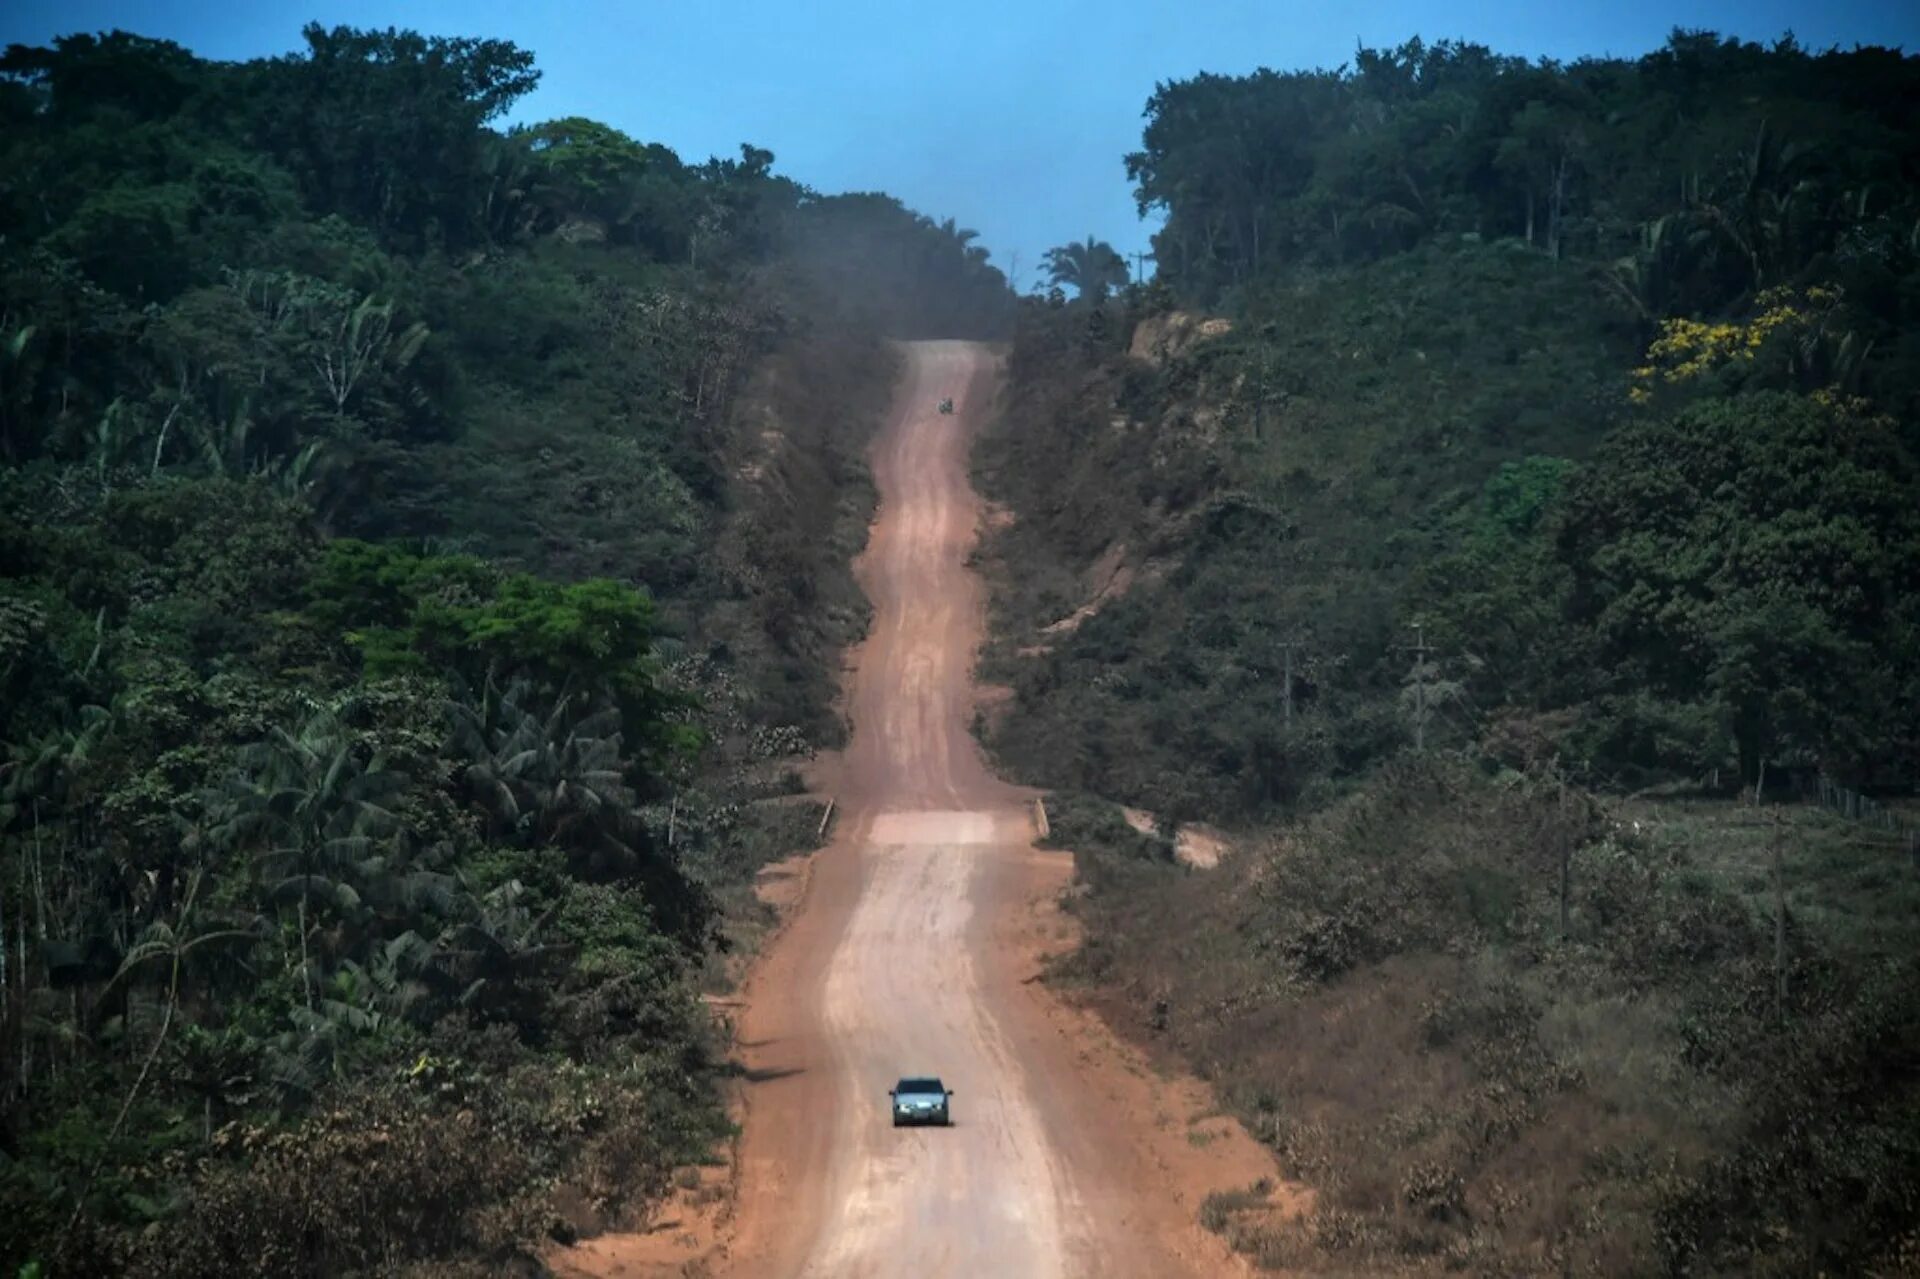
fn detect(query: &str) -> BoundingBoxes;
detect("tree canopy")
[1559,391,1920,778]
[1131,33,1920,419]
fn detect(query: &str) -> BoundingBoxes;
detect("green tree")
[210,706,404,1010]
[514,116,662,233]
[1042,237,1130,303]
[244,24,540,247]
[1494,98,1589,258]
[1558,391,1920,779]
[0,32,203,124]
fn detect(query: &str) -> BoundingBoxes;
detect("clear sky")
[5,1,1917,290]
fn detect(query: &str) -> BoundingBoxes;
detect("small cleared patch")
[1175,824,1230,870]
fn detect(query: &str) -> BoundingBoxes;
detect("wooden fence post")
[1771,810,1787,1028]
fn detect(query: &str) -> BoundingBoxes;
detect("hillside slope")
[974,32,1920,1277]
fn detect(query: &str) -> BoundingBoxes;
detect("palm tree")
[1043,236,1130,303]
[451,681,713,946]
[268,930,437,1101]
[477,132,543,243]
[1,705,112,820]
[938,217,981,251]
[1691,119,1821,293]
[210,706,404,1010]
[0,320,41,464]
[452,682,642,871]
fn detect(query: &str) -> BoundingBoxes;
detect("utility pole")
[1400,622,1435,752]
[1252,355,1267,443]
[1273,637,1306,731]
[1252,321,1278,443]
[1130,249,1153,285]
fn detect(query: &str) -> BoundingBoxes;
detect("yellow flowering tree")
[1627,285,1862,404]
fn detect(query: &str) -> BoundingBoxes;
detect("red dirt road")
[716,341,1283,1278]
[559,341,1290,1278]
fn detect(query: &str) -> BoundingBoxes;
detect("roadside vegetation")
[980,32,1920,1275]
[0,24,1011,1274]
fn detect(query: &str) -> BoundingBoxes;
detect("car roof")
[895,1076,945,1091]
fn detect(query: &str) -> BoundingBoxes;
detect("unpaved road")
[718,340,1271,1278]
[559,340,1285,1278]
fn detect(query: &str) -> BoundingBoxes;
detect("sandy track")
[560,341,1287,1278]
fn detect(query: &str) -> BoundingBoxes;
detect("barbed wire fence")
[1801,773,1920,869]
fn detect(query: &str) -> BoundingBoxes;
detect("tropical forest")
[0,23,1006,1275]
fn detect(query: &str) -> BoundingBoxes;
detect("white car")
[889,1076,953,1127]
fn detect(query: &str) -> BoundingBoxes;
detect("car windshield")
[896,1078,944,1094]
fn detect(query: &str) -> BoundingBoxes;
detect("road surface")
[714,341,1259,1278]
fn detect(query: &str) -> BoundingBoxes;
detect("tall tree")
[1042,236,1130,303]
[243,24,540,247]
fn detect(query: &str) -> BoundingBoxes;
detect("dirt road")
[710,340,1280,1278]
[559,341,1285,1278]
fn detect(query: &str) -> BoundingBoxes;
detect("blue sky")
[5,1,1917,290]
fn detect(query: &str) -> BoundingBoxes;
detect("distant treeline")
[1132,32,1920,410]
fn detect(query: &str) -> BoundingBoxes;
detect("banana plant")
[437,880,567,1031]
